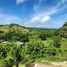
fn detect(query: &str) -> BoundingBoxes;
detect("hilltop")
[0,24,29,33]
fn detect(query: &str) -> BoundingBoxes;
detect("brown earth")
[25,61,67,67]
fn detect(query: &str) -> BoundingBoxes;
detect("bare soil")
[25,61,67,67]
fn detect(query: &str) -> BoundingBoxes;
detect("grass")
[13,64,25,67]
[60,39,67,48]
[42,38,54,47]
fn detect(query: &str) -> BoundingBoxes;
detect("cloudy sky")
[0,0,67,28]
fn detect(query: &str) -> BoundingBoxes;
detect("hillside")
[0,24,29,33]
[0,22,67,67]
[60,22,67,38]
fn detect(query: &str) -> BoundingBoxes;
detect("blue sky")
[0,0,67,28]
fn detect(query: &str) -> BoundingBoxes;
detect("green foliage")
[60,39,67,48]
[32,29,56,40]
[59,22,67,38]
[0,42,24,67]
[0,31,4,34]
[42,38,54,47]
[24,38,45,59]
[0,22,67,66]
[51,35,62,48]
[63,22,67,27]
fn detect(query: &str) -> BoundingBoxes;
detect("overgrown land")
[0,22,67,67]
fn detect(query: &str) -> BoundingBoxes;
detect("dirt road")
[25,61,67,67]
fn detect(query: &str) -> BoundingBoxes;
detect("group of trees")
[0,22,67,67]
[0,38,63,67]
[0,42,24,67]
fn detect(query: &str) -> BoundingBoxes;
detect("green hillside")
[0,22,67,67]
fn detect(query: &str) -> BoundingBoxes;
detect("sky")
[0,0,67,28]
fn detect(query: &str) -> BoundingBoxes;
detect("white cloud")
[29,16,40,23]
[0,13,22,24]
[30,0,67,24]
[27,5,58,24]
[16,0,26,5]
[61,0,67,3]
[42,16,50,23]
[34,0,67,15]
[33,1,59,16]
[25,4,58,24]
[28,15,50,23]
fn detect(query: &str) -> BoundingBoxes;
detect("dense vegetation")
[0,22,67,67]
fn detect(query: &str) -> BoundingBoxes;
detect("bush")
[24,38,45,60]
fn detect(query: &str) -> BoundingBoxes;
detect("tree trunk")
[16,62,19,67]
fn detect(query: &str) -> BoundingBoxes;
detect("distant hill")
[0,22,67,36]
[0,24,29,33]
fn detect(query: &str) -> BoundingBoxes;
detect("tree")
[24,36,45,61]
[0,42,24,67]
[12,46,23,67]
[58,22,67,38]
[0,42,14,67]
[0,31,4,34]
[63,22,67,27]
[51,35,61,48]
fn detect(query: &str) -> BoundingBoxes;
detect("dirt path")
[50,61,67,67]
[25,61,67,67]
[37,61,67,67]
